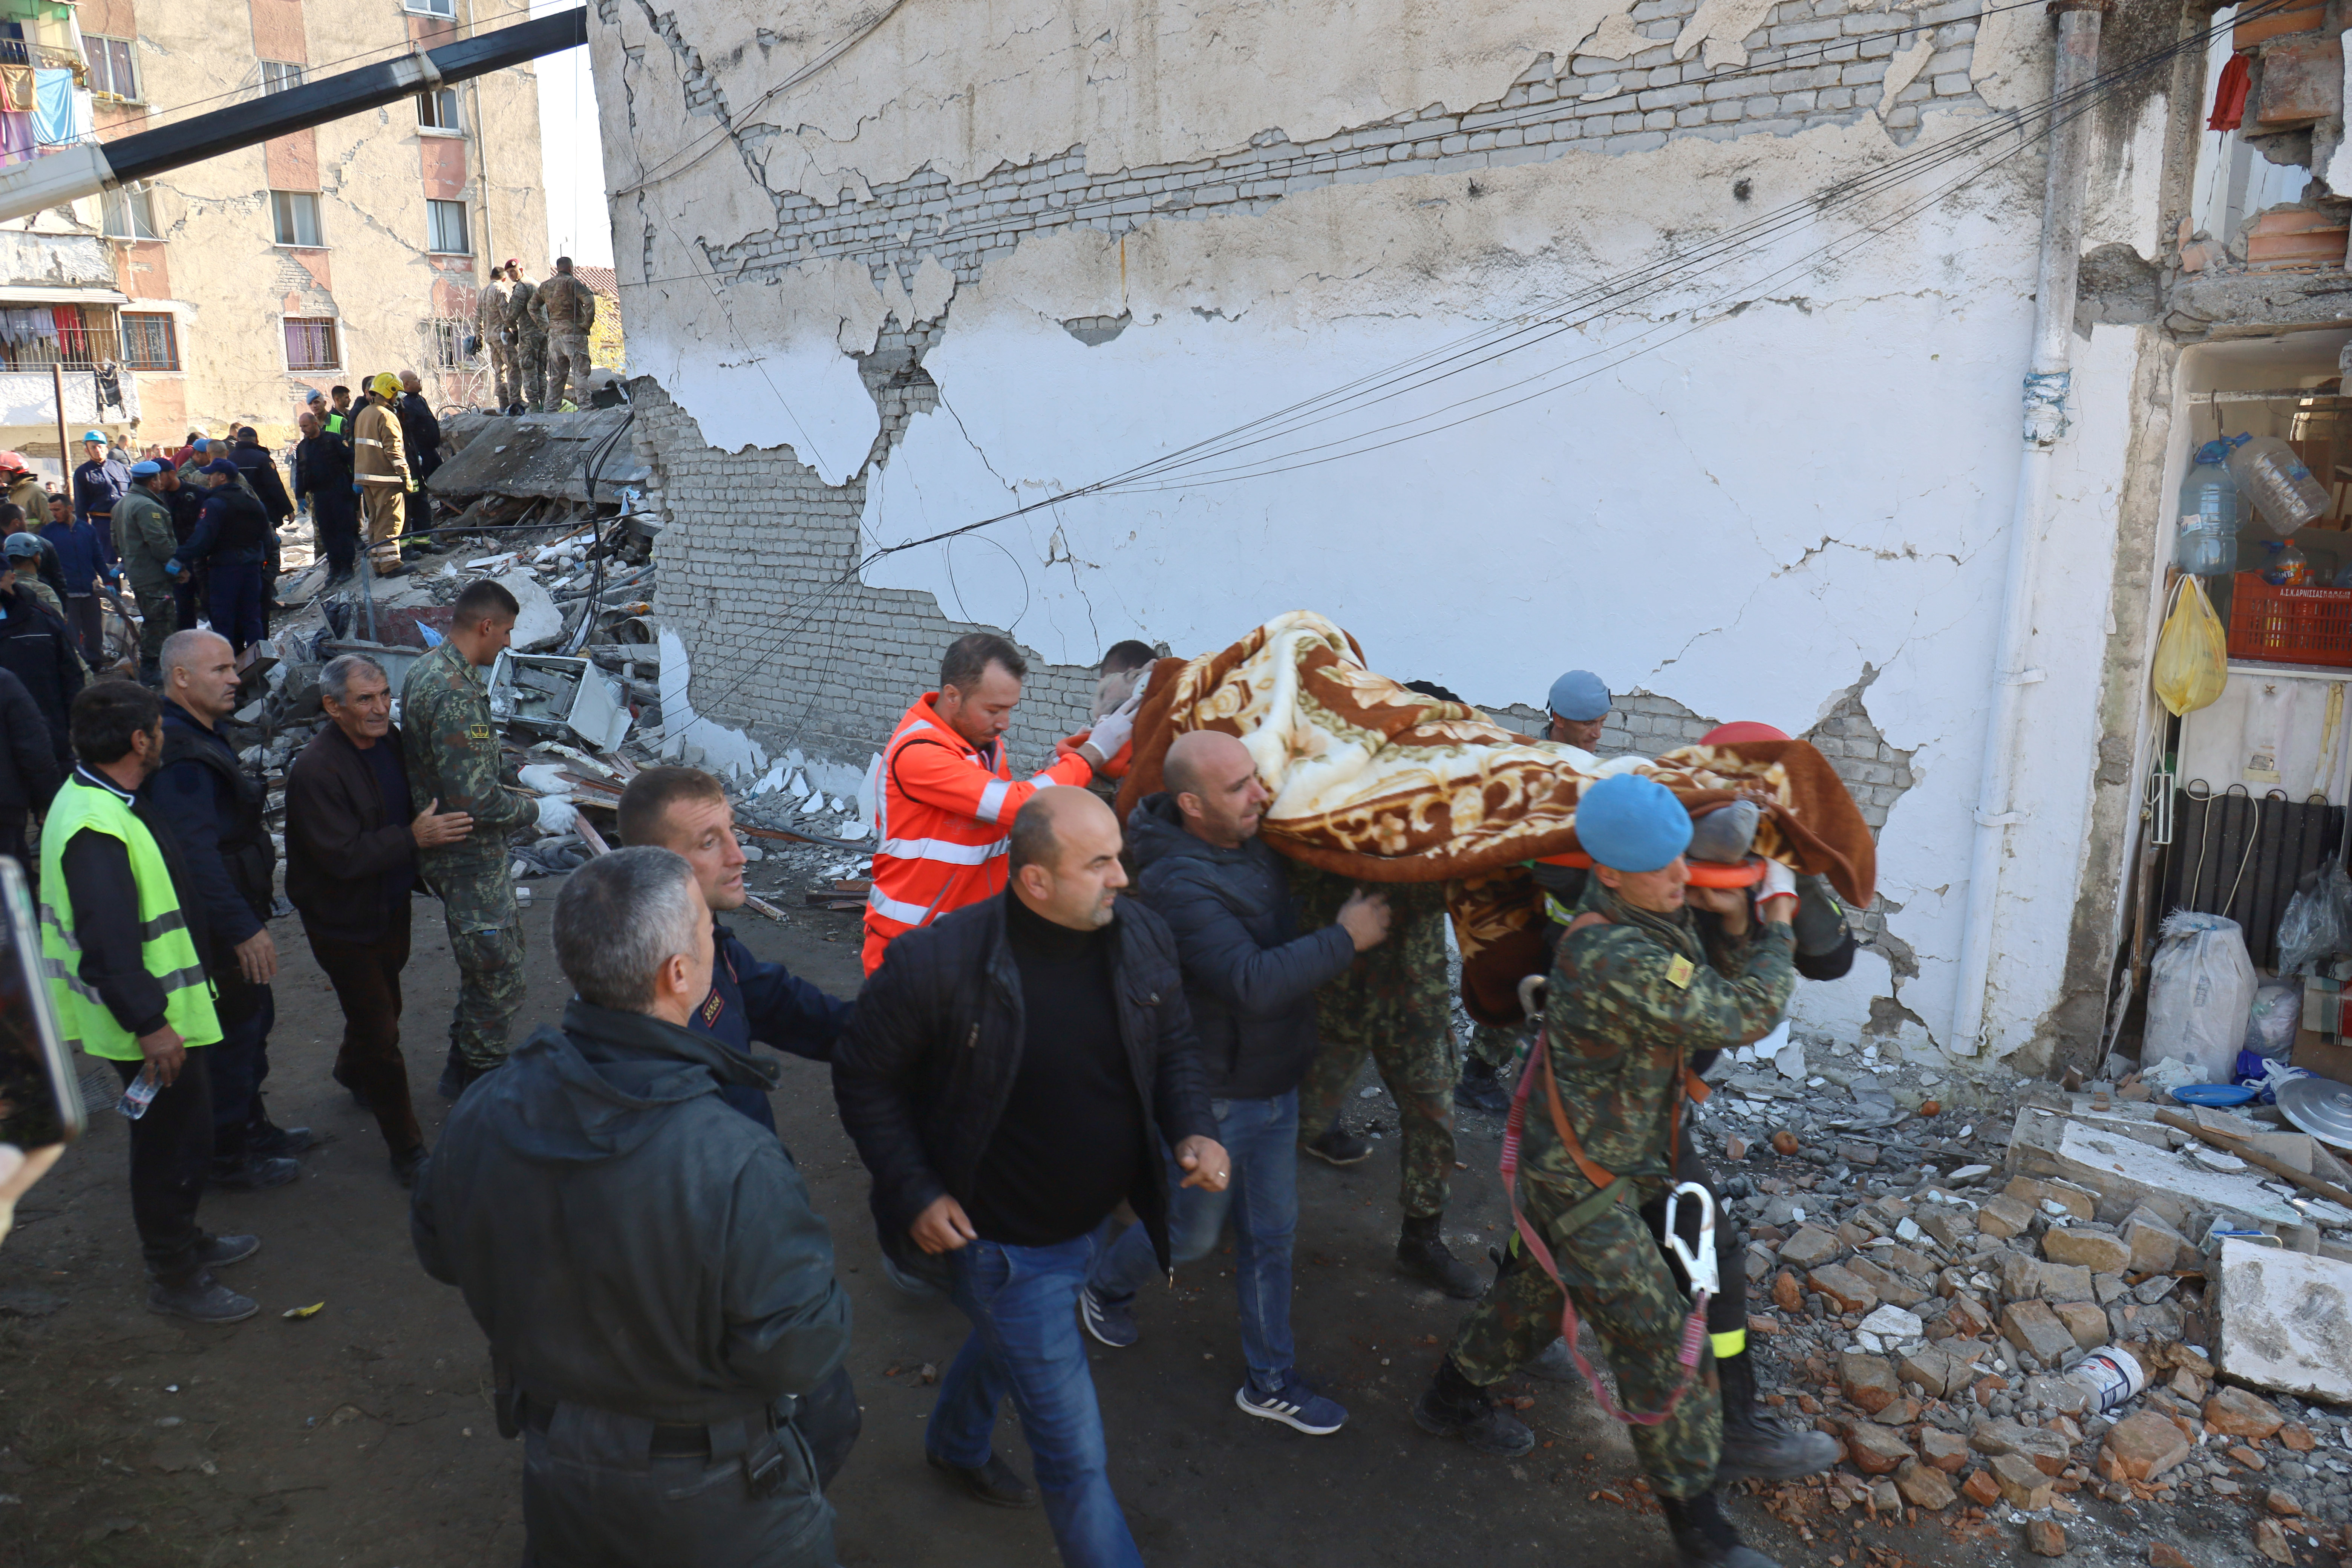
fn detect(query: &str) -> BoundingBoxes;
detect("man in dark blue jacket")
[616,766,852,1135]
[0,541,79,771]
[71,430,129,544]
[40,487,112,666]
[169,462,271,653]
[1080,729,1388,1437]
[146,629,309,1189]
[0,664,56,879]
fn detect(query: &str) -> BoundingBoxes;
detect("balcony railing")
[0,41,84,77]
[0,311,122,372]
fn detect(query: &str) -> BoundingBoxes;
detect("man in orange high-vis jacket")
[864,632,1142,973]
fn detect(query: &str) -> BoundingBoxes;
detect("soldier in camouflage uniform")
[1292,865,1484,1298]
[401,579,544,1097]
[505,264,546,415]
[1415,773,1799,1568]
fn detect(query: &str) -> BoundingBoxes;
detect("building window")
[84,35,138,101]
[427,317,471,370]
[425,198,469,255]
[418,86,461,132]
[260,60,305,95]
[120,312,178,371]
[404,0,456,15]
[284,317,338,371]
[271,190,321,247]
[101,184,156,240]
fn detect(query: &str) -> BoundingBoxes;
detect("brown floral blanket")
[1111,612,1877,1025]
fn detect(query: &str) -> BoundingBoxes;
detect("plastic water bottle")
[2175,439,2245,575]
[117,1066,159,1120]
[2260,538,2311,585]
[2230,433,2332,535]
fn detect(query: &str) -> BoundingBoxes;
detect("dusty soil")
[0,891,2274,1568]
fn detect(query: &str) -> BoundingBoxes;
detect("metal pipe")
[1947,0,2107,1057]
[49,362,68,493]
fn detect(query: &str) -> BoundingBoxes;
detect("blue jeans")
[1090,1090,1299,1394]
[928,1235,1142,1568]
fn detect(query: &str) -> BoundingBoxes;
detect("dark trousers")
[207,964,274,1161]
[173,572,202,641]
[205,559,264,652]
[0,807,27,893]
[110,1051,215,1283]
[403,479,432,543]
[311,493,360,574]
[305,922,421,1154]
[63,593,103,666]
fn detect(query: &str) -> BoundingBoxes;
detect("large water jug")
[2229,433,2332,535]
[2175,438,2245,575]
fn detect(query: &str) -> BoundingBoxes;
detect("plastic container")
[2229,433,2332,535]
[2176,439,2246,575]
[116,1066,159,1121]
[2226,573,2352,668]
[2261,539,2312,585]
[2063,1346,2147,1414]
[2245,981,2300,1057]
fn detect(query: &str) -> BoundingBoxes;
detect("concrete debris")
[2216,1242,2352,1405]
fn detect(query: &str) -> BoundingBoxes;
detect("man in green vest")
[38,679,262,1324]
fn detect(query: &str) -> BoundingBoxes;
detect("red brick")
[2236,6,2324,49]
[2256,33,2343,122]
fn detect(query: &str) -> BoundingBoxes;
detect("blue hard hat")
[80,429,103,444]
[1575,773,1692,874]
[1547,669,1611,722]
[3,532,41,558]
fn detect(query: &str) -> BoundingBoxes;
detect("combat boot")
[1661,1490,1780,1568]
[1412,1357,1534,1456]
[1397,1213,1483,1298]
[1454,1057,1510,1117]
[1716,1350,1839,1482]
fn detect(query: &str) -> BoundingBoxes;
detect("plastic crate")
[2225,573,2352,668]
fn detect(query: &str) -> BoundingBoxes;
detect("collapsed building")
[575,0,2352,1078]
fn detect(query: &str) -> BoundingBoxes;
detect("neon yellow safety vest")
[37,776,221,1060]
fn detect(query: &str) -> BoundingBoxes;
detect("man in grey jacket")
[412,847,851,1567]
[1078,729,1389,1435]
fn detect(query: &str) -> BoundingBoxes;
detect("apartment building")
[43,0,548,453]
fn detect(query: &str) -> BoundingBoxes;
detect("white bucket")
[2067,1346,2148,1414]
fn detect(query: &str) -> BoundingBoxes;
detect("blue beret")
[1547,669,1611,722]
[203,458,239,476]
[129,459,163,477]
[1576,773,1692,874]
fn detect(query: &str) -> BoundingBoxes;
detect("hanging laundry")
[0,108,33,165]
[30,66,87,146]
[2209,52,2251,133]
[0,64,36,114]
[93,360,120,413]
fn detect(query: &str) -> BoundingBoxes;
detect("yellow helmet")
[370,371,401,399]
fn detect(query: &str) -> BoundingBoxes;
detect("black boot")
[1661,1490,1779,1568]
[1715,1350,1839,1482]
[1412,1356,1534,1456]
[1455,1058,1510,1117]
[1397,1213,1483,1299]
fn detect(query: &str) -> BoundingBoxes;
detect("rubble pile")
[1675,1044,2352,1562]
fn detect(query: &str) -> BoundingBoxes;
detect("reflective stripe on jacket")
[862,693,1094,969]
[37,776,222,1059]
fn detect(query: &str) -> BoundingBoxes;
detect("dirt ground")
[0,889,2230,1568]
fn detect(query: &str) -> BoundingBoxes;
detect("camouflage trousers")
[1467,1020,1522,1075]
[518,331,548,412]
[1448,1171,1724,1499]
[1292,866,1456,1219]
[131,586,174,673]
[436,867,527,1070]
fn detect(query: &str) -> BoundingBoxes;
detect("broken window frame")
[283,316,339,374]
[417,86,462,133]
[425,198,470,256]
[270,189,322,248]
[119,312,177,371]
[424,315,471,370]
[100,183,155,241]
[259,60,305,96]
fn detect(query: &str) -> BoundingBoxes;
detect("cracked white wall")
[591,0,2182,1066]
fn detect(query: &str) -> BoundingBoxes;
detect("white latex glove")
[1085,673,1149,760]
[517,764,573,795]
[1755,859,1798,908]
[535,796,579,835]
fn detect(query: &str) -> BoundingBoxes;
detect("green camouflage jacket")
[1524,883,1794,1198]
[112,487,179,592]
[400,640,537,877]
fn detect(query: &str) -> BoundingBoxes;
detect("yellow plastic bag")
[2153,574,2229,716]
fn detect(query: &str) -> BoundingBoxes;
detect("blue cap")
[203,458,239,476]
[129,459,162,477]
[80,429,103,444]
[1547,669,1611,722]
[3,532,40,558]
[1575,773,1692,873]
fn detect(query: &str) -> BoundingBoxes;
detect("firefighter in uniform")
[1414,772,1801,1568]
[351,373,411,576]
[862,631,1134,974]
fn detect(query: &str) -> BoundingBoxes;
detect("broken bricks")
[2101,1409,2192,1482]
[1893,1456,1957,1509]
[2001,1299,2079,1365]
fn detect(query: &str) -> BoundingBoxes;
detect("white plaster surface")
[657,626,768,778]
[2215,1239,2352,1404]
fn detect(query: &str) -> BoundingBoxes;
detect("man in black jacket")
[0,665,56,878]
[1077,730,1387,1436]
[396,372,441,548]
[291,410,357,584]
[147,631,308,1190]
[0,546,80,772]
[226,425,291,598]
[285,654,473,1184]
[834,788,1225,1567]
[170,462,271,654]
[414,847,851,1568]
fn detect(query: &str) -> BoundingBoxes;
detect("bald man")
[1077,731,1387,1435]
[833,786,1224,1557]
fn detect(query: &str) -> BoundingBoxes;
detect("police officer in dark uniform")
[168,462,270,653]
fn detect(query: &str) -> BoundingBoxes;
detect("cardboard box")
[2292,1027,2352,1084]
